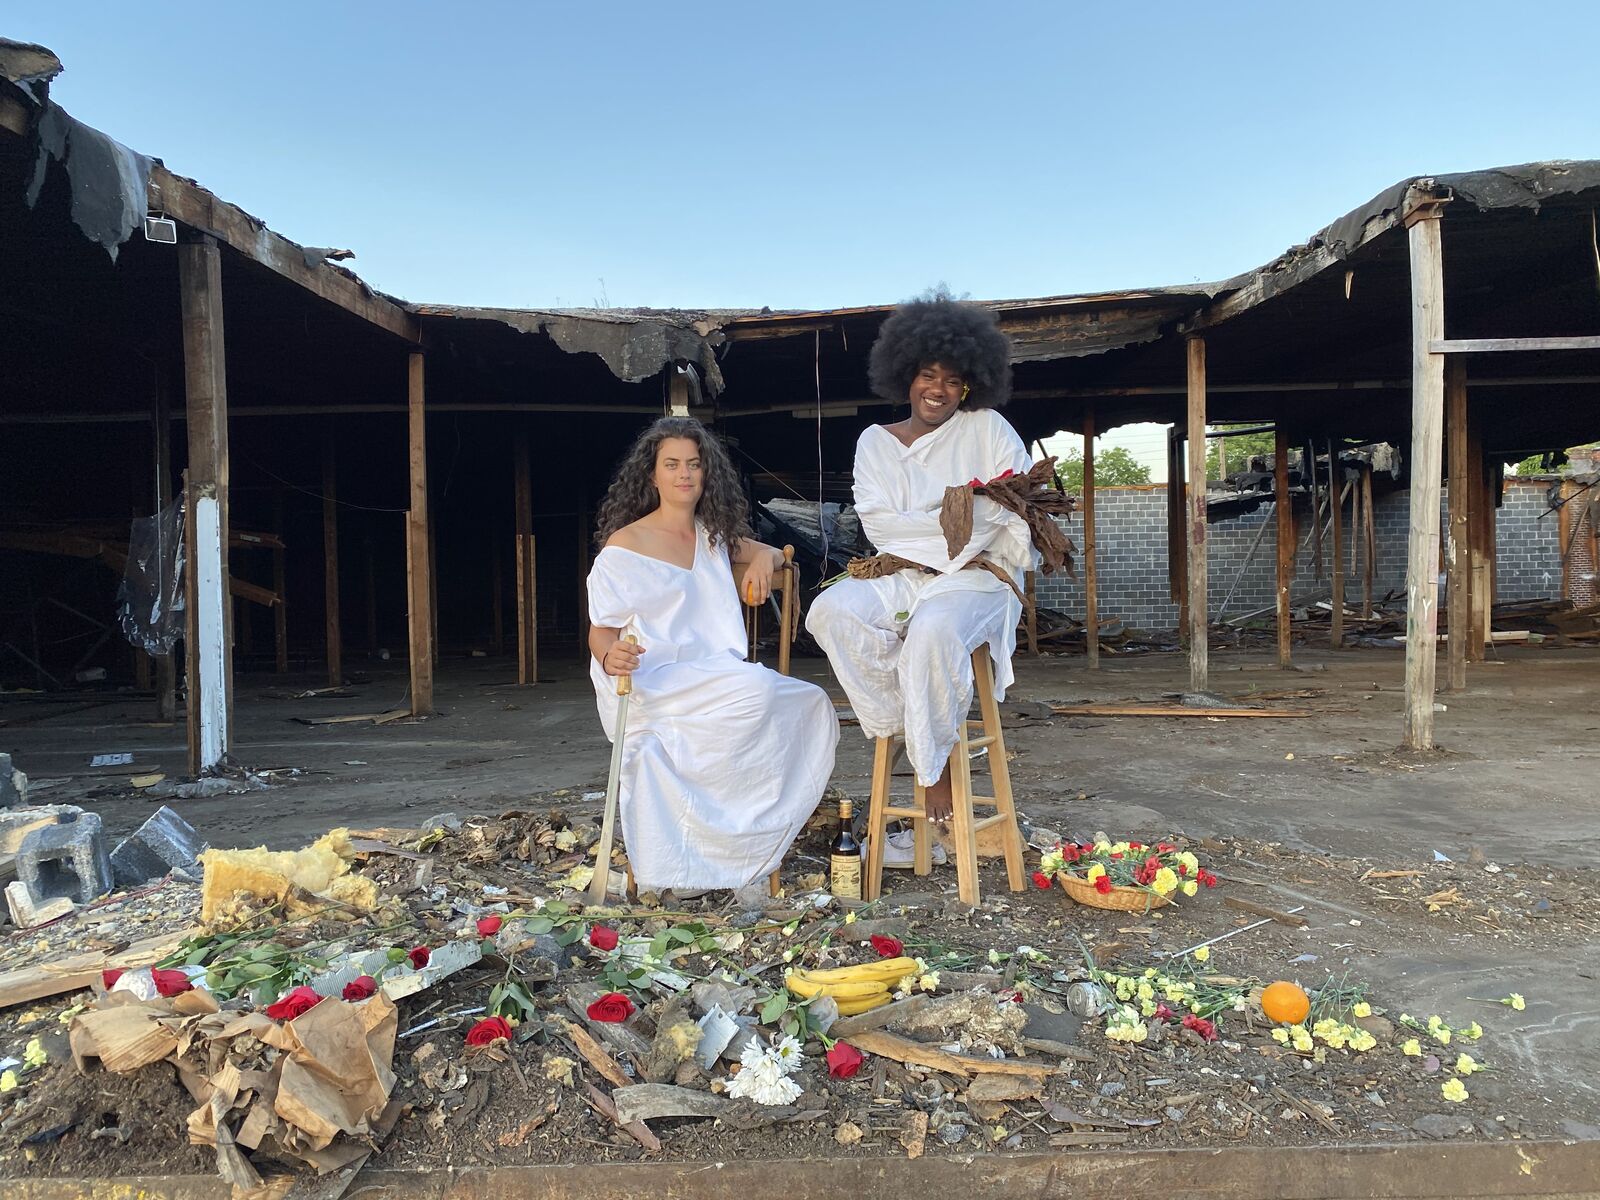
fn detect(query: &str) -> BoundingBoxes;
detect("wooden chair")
[862,645,1026,906]
[732,545,799,676]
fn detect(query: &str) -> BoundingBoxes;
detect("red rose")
[342,975,377,1001]
[588,925,619,952]
[477,915,503,937]
[1094,876,1113,894]
[869,934,904,958]
[1031,871,1053,889]
[152,968,194,997]
[102,969,124,990]
[408,946,431,969]
[265,985,323,1021]
[586,991,635,1023]
[826,1041,864,1079]
[466,1016,514,1046]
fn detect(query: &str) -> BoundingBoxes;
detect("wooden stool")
[862,645,1026,905]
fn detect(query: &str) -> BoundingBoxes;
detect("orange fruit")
[1261,981,1311,1025]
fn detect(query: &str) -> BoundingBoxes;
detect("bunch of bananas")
[784,956,918,1015]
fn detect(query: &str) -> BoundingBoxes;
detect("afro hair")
[867,290,1012,409]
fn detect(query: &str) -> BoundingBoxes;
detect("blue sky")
[16,2,1599,313]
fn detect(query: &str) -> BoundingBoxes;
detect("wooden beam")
[1401,205,1448,750]
[178,237,232,770]
[1328,439,1344,648]
[1361,465,1375,618]
[406,352,434,716]
[1275,428,1293,667]
[1185,338,1208,692]
[148,164,420,344]
[1446,359,1469,691]
[1430,336,1600,354]
[272,493,288,674]
[322,438,342,687]
[1083,407,1099,670]
[514,430,538,685]
[1166,428,1186,606]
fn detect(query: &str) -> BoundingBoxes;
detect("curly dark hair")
[595,417,752,551]
[867,289,1012,409]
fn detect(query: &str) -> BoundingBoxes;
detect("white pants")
[806,570,1020,786]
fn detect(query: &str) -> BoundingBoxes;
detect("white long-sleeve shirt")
[853,407,1036,581]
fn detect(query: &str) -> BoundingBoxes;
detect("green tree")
[1206,426,1277,480]
[1055,445,1152,492]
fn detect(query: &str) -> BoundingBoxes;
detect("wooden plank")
[1402,203,1448,750]
[148,164,420,344]
[406,352,434,716]
[1051,705,1310,719]
[1446,359,1469,691]
[272,493,289,674]
[1274,428,1293,667]
[1083,406,1099,669]
[0,928,194,1009]
[1223,895,1309,926]
[322,439,342,687]
[178,237,232,770]
[1430,335,1600,353]
[1185,337,1208,692]
[514,431,537,685]
[846,1030,1053,1079]
[1328,439,1344,648]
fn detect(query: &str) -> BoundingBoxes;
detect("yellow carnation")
[1085,863,1107,882]
[1182,880,1199,897]
[1151,867,1179,896]
[1401,1038,1422,1056]
[1441,1078,1469,1103]
[1352,1002,1372,1018]
[1192,945,1210,963]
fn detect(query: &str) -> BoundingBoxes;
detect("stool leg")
[973,646,1027,893]
[864,736,893,901]
[912,780,932,875]
[948,705,981,906]
[769,870,781,898]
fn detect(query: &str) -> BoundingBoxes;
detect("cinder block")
[110,805,205,887]
[0,753,26,808]
[17,811,112,904]
[0,805,82,857]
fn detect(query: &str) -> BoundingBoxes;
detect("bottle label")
[831,853,862,900]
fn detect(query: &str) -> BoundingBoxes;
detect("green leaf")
[780,1012,800,1037]
[759,992,788,1024]
[666,927,698,945]
[543,902,570,916]
[554,925,585,947]
[649,934,670,961]
[523,916,554,935]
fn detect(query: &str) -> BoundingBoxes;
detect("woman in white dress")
[587,417,839,894]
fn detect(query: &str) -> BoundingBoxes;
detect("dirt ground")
[4,640,1599,1158]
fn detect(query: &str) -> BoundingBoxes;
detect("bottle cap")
[838,797,853,818]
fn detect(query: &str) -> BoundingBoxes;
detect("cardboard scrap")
[69,988,400,1184]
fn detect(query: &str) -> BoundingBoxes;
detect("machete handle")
[616,635,638,697]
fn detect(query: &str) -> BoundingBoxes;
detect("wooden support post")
[1083,407,1099,669]
[514,431,538,684]
[1361,466,1375,618]
[322,439,342,686]
[1274,427,1293,668]
[272,495,288,674]
[1185,337,1208,693]
[1402,197,1448,750]
[178,236,232,770]
[1446,359,1469,691]
[183,472,200,775]
[1023,571,1038,656]
[406,351,434,716]
[153,366,177,720]
[1166,427,1186,607]
[1328,438,1344,648]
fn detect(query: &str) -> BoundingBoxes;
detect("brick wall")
[1035,479,1560,630]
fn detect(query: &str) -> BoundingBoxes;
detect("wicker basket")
[1058,872,1171,913]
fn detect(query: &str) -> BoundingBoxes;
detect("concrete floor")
[6,642,1600,1123]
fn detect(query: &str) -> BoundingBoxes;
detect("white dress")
[806,408,1035,786]
[587,525,840,892]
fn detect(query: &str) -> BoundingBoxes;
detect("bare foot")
[923,766,954,824]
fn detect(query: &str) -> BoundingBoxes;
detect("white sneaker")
[864,828,948,870]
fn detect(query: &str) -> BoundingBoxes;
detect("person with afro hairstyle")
[807,293,1034,833]
[586,417,839,895]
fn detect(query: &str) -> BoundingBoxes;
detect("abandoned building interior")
[4,45,1600,781]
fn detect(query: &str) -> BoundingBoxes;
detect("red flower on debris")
[1198,869,1218,888]
[408,946,431,970]
[1176,863,1188,877]
[1157,842,1176,853]
[265,986,324,1021]
[1128,842,1144,851]
[101,969,124,991]
[342,975,377,1001]
[586,992,635,1023]
[1061,843,1081,863]
[1154,1003,1176,1023]
[588,925,619,952]
[152,969,194,998]
[1094,876,1113,895]
[476,915,503,937]
[869,934,904,958]
[466,1016,514,1046]
[826,1041,865,1079]
[1031,871,1053,890]
[1182,1013,1218,1042]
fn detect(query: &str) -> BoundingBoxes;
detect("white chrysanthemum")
[728,1054,803,1105]
[773,1034,803,1067]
